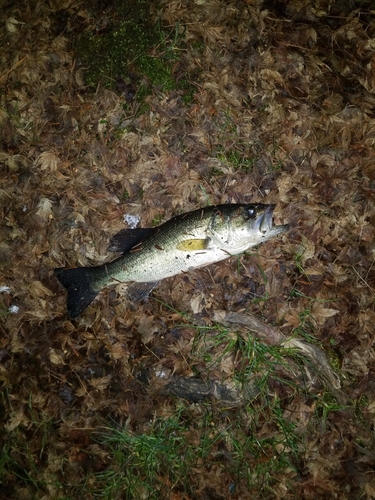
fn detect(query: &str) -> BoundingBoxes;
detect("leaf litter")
[1,0,375,498]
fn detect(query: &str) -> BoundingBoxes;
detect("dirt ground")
[1,0,375,499]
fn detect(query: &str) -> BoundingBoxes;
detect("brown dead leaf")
[5,407,28,431]
[282,306,302,330]
[35,198,54,221]
[37,151,60,171]
[90,375,112,391]
[137,315,159,345]
[49,348,65,366]
[30,280,54,298]
[311,302,339,327]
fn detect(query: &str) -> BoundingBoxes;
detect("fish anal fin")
[176,238,209,251]
[108,228,153,253]
[127,281,160,302]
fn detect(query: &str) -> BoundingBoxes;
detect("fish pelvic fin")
[54,267,100,318]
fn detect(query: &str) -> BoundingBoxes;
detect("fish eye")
[244,207,257,220]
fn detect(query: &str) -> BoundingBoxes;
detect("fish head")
[209,204,288,255]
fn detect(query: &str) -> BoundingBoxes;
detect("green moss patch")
[74,0,192,97]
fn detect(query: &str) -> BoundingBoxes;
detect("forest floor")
[1,0,375,498]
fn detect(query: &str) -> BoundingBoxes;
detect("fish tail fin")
[54,267,100,318]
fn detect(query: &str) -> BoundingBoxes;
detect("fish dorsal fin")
[127,281,160,302]
[176,238,210,251]
[108,228,153,253]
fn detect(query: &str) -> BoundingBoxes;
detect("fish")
[54,204,288,318]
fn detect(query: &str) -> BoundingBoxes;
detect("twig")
[0,55,27,84]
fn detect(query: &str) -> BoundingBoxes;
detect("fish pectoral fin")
[108,228,153,253]
[176,238,210,251]
[127,281,160,302]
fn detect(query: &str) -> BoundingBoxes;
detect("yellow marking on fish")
[176,238,209,251]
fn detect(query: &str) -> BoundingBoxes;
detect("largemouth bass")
[54,204,288,318]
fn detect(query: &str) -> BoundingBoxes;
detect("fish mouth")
[256,204,274,233]
[263,204,275,231]
[258,205,288,235]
